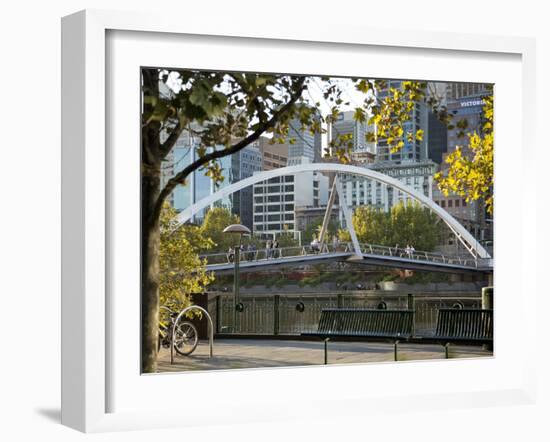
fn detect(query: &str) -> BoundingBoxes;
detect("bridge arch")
[175,163,490,259]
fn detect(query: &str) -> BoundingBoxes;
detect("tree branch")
[148,77,305,225]
[159,119,183,160]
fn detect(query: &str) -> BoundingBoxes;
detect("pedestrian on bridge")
[311,236,320,254]
[248,243,257,261]
[265,240,272,259]
[273,239,280,258]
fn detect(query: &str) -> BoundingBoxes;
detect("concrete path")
[157,339,492,373]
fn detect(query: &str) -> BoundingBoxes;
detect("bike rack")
[170,305,214,364]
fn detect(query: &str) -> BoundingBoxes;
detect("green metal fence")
[207,292,482,336]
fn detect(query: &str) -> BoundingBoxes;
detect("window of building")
[448,200,453,207]
[285,185,294,192]
[441,200,446,208]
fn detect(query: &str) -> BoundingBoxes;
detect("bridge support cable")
[334,176,362,257]
[318,179,338,248]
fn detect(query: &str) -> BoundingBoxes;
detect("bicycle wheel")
[173,321,199,356]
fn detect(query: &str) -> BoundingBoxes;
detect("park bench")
[302,308,415,364]
[431,308,493,358]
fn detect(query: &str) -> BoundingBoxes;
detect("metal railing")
[359,243,480,267]
[200,243,352,265]
[207,292,482,336]
[199,242,483,268]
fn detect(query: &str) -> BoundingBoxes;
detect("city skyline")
[161,79,492,247]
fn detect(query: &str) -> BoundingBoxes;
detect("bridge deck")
[205,251,354,273]
[205,252,491,274]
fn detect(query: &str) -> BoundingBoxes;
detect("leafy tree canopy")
[159,203,214,311]
[303,216,339,244]
[434,95,494,214]
[198,206,240,253]
[338,202,440,251]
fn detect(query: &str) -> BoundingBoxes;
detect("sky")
[162,70,452,151]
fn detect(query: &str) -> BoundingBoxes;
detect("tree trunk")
[141,165,161,373]
[141,69,163,373]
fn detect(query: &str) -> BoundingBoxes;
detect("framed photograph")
[62,9,536,433]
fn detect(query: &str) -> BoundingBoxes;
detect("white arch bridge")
[175,163,493,274]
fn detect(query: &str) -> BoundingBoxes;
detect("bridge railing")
[199,242,484,268]
[360,243,480,267]
[199,243,353,265]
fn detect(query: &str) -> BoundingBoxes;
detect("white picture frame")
[61,9,537,433]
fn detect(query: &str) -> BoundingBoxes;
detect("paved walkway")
[157,339,492,373]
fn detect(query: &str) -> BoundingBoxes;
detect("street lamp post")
[223,223,251,333]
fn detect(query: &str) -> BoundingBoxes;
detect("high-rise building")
[252,159,328,238]
[375,80,429,163]
[371,160,437,206]
[446,82,489,101]
[330,110,376,164]
[338,160,437,218]
[164,129,260,227]
[230,141,262,229]
[170,139,234,220]
[446,91,490,154]
[427,112,448,165]
[286,116,322,165]
[259,137,288,170]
